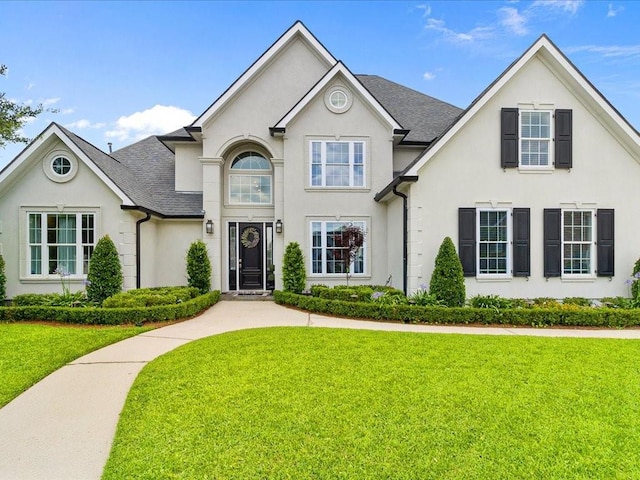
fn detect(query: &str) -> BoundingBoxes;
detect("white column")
[271,157,284,290]
[200,157,224,291]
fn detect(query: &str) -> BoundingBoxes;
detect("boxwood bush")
[103,286,200,308]
[274,290,640,329]
[1,290,220,325]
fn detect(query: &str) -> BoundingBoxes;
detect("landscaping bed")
[274,287,640,328]
[1,288,220,325]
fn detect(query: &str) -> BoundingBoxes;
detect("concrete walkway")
[2,300,640,480]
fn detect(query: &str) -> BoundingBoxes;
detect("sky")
[1,0,639,167]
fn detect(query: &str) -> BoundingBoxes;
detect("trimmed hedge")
[103,287,200,308]
[0,291,220,325]
[274,290,640,328]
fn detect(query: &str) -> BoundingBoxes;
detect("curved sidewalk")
[2,300,640,480]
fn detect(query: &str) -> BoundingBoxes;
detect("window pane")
[231,152,270,170]
[30,246,42,275]
[49,245,76,275]
[229,175,272,204]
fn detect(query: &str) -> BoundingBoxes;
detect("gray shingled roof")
[57,74,460,216]
[111,135,203,217]
[356,75,463,144]
[58,124,203,217]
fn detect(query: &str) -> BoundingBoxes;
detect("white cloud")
[416,4,431,17]
[423,71,436,80]
[607,3,623,17]
[566,44,640,58]
[531,0,584,15]
[65,119,106,129]
[105,105,195,142]
[60,108,75,115]
[42,97,60,106]
[498,7,528,36]
[425,18,494,44]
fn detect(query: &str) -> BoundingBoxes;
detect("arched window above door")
[229,151,272,205]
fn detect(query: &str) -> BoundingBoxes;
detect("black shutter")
[555,109,572,169]
[458,208,476,276]
[512,208,530,277]
[544,209,562,277]
[597,209,615,277]
[501,108,518,168]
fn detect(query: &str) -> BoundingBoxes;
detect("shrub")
[0,254,5,304]
[103,286,199,308]
[632,258,640,299]
[273,291,640,329]
[563,297,592,307]
[468,294,513,310]
[86,235,123,305]
[1,291,220,325]
[429,237,465,307]
[408,286,443,306]
[282,242,306,294]
[187,240,211,294]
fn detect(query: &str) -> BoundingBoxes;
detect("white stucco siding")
[201,38,330,159]
[410,56,640,299]
[141,220,202,288]
[393,146,426,173]
[175,143,204,192]
[281,80,396,287]
[0,140,139,298]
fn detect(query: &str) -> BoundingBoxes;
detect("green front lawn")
[0,323,151,408]
[104,328,640,479]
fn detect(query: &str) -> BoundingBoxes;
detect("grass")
[0,322,151,408]
[104,327,640,479]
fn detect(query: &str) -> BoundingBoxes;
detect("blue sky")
[1,0,638,167]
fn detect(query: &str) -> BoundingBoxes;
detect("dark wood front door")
[239,223,263,289]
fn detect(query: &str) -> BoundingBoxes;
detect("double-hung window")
[520,110,552,167]
[311,221,366,275]
[562,210,594,276]
[28,212,96,276]
[477,209,511,276]
[310,140,365,187]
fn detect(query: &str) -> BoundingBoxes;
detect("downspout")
[135,212,152,288]
[392,186,409,295]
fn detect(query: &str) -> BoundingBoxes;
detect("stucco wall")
[281,77,395,288]
[175,143,204,192]
[409,56,640,299]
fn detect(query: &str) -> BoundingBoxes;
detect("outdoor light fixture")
[205,220,214,235]
[275,219,283,234]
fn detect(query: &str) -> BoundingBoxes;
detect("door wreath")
[240,227,260,248]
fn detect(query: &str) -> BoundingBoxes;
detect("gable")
[193,21,335,130]
[402,35,640,179]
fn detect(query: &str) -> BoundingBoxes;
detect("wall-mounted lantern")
[275,219,283,234]
[205,220,214,235]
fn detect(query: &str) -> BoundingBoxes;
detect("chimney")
[108,142,113,154]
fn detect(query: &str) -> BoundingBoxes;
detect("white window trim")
[309,140,366,189]
[518,109,553,171]
[561,209,596,278]
[309,220,368,277]
[476,208,512,279]
[25,211,97,279]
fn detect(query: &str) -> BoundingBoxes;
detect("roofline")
[273,61,403,131]
[374,175,418,203]
[121,205,205,219]
[192,20,336,128]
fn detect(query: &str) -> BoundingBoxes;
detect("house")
[0,21,638,300]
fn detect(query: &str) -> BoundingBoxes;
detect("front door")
[239,223,263,289]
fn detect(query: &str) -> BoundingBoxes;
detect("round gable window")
[52,156,72,176]
[325,86,353,114]
[330,90,348,109]
[43,151,78,183]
